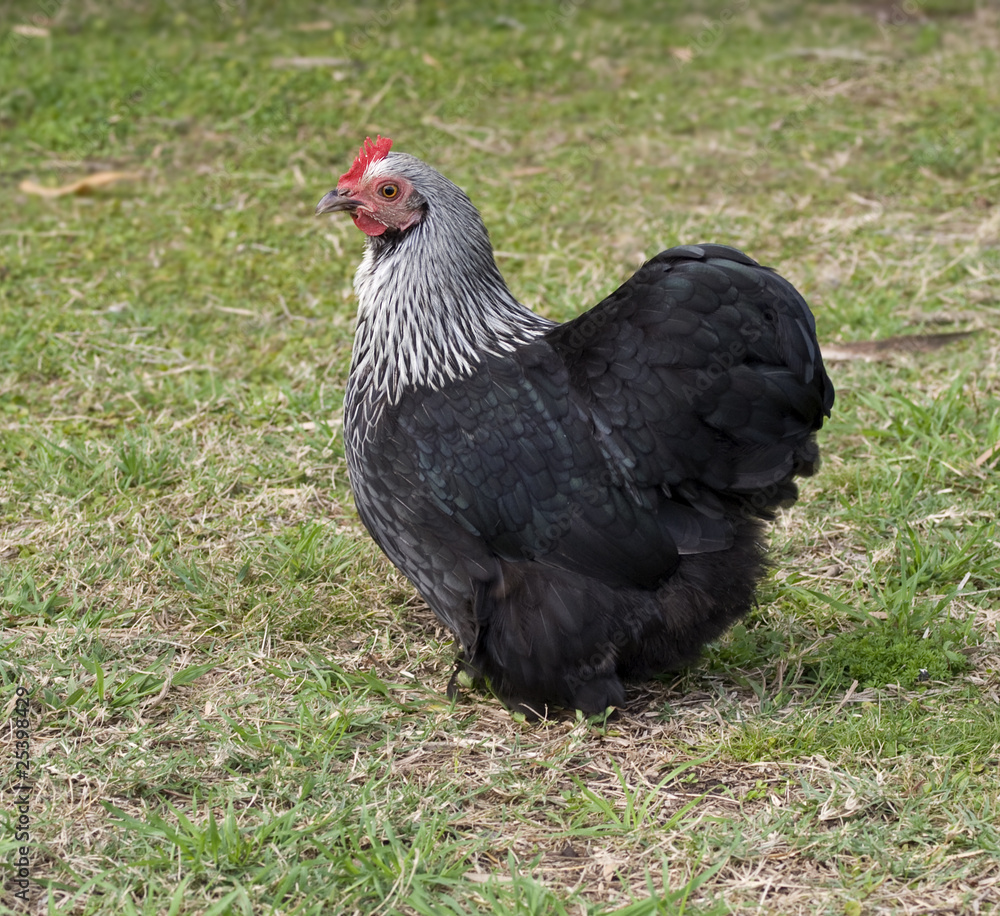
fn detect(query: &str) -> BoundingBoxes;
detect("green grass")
[2,1,999,913]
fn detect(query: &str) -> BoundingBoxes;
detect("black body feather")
[331,153,833,715]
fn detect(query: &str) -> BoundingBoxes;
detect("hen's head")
[316,135,427,237]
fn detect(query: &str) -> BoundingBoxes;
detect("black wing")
[547,243,833,498]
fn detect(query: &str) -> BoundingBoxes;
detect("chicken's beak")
[316,188,362,216]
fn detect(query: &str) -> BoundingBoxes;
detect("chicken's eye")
[380,184,399,199]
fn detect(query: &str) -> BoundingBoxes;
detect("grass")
[1,0,999,913]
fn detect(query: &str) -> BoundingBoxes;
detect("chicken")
[316,135,834,715]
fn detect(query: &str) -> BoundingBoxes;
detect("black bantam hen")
[317,135,834,716]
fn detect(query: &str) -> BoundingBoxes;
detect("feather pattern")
[331,149,834,715]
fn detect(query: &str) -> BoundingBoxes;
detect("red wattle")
[353,211,387,236]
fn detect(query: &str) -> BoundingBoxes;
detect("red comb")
[339,135,393,185]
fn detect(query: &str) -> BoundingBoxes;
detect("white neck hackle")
[346,153,552,407]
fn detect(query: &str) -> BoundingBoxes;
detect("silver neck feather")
[347,155,552,408]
